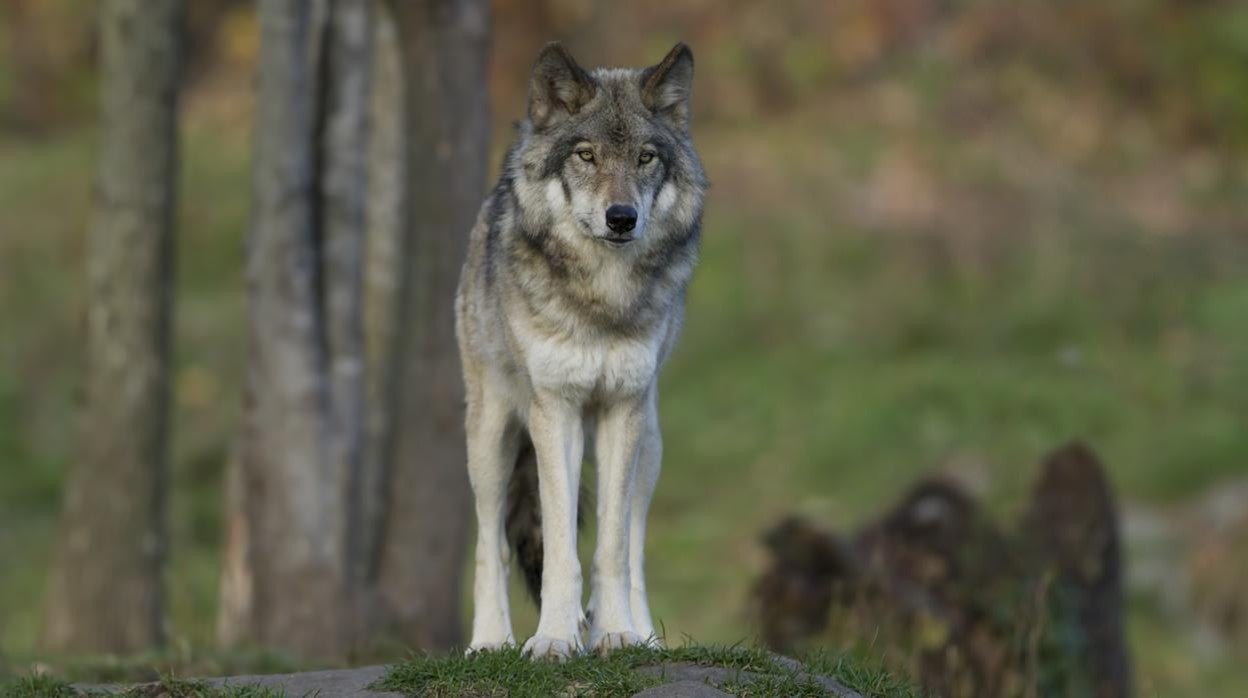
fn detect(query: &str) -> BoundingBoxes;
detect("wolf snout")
[605,204,637,234]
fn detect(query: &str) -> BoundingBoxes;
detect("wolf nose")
[605,204,637,233]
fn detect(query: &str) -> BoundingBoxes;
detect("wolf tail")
[504,431,585,609]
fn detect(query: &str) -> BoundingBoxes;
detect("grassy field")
[3,73,1248,696]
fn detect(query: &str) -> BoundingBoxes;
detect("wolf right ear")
[641,43,694,130]
[528,42,596,131]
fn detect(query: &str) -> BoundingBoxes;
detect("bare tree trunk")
[218,0,372,660]
[357,0,404,622]
[42,0,183,654]
[233,0,341,657]
[372,0,491,651]
[319,0,374,643]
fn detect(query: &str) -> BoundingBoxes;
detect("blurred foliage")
[4,1,1248,148]
[2,0,1247,695]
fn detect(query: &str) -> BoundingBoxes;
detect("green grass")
[375,644,918,698]
[800,652,923,698]
[0,650,304,688]
[378,646,660,697]
[0,673,284,698]
[2,674,80,698]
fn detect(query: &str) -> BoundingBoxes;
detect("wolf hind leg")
[465,382,520,652]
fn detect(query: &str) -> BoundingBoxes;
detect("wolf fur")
[454,41,706,659]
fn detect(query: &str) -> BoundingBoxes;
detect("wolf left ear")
[641,43,695,130]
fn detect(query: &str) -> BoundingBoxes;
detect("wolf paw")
[466,638,514,655]
[632,619,661,648]
[523,634,581,661]
[589,630,644,655]
[639,633,665,650]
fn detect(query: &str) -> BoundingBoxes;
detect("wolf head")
[508,42,706,249]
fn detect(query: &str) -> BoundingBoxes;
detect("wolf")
[454,41,706,659]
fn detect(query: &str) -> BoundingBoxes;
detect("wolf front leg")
[587,393,649,654]
[628,396,662,646]
[465,378,521,652]
[524,394,586,660]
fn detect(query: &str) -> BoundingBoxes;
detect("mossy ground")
[0,673,283,698]
[375,644,919,697]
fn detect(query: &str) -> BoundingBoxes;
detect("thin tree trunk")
[218,0,372,659]
[236,0,341,657]
[42,0,183,654]
[372,0,491,651]
[357,0,404,621]
[319,0,374,643]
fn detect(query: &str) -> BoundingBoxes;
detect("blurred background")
[1,0,1247,696]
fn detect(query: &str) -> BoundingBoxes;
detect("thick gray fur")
[456,41,706,659]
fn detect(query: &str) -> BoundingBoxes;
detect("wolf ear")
[641,43,694,130]
[528,42,596,131]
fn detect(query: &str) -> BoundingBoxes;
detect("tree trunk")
[357,0,405,619]
[372,0,491,651]
[218,0,372,660]
[319,0,374,641]
[42,0,184,654]
[234,0,341,657]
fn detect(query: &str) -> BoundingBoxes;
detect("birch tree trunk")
[42,0,184,654]
[372,0,491,651]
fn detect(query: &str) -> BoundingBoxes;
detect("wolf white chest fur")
[512,311,669,401]
[454,40,706,660]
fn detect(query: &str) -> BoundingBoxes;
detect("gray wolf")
[454,41,706,659]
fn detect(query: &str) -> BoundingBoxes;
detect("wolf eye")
[638,151,655,165]
[576,149,595,163]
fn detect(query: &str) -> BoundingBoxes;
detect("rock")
[632,679,734,697]
[80,665,402,697]
[205,665,402,697]
[1127,477,1248,653]
[636,661,863,697]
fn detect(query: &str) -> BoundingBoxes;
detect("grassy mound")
[1,644,916,697]
[375,644,918,697]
